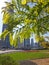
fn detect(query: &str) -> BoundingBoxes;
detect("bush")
[0,56,19,65]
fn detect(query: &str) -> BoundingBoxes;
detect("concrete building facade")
[0,24,11,49]
[0,24,41,49]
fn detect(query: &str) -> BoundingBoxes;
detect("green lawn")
[0,50,49,61]
[0,50,49,65]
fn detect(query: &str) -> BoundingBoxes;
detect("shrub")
[0,56,19,65]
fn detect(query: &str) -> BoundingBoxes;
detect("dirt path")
[20,58,49,65]
[31,58,49,65]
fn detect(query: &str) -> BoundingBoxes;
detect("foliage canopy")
[1,0,49,46]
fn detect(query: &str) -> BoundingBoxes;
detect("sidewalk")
[0,50,23,54]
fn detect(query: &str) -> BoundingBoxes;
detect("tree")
[41,41,49,48]
[1,0,49,46]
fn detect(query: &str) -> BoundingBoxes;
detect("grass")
[0,50,49,65]
[0,50,49,61]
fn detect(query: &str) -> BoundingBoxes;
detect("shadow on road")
[20,60,37,65]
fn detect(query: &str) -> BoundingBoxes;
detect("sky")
[0,0,10,34]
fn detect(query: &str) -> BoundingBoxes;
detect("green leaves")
[1,0,49,46]
[1,30,9,40]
